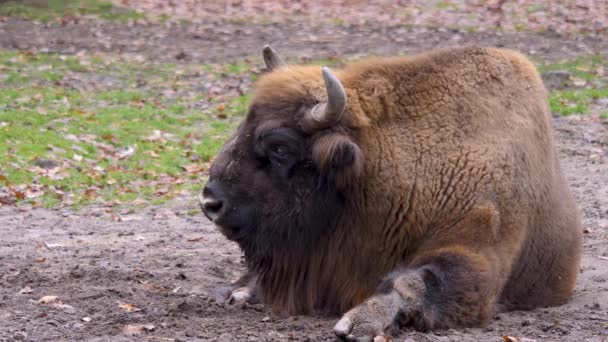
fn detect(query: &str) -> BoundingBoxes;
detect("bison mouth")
[213,222,243,241]
[202,206,257,244]
[199,182,259,243]
[201,209,244,241]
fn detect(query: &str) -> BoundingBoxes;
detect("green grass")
[0,0,144,22]
[549,88,608,116]
[0,50,246,208]
[537,54,606,83]
[537,54,608,116]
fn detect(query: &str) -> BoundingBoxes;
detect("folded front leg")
[334,246,499,340]
[229,269,258,304]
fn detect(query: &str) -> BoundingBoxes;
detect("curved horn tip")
[321,66,346,107]
[262,45,286,70]
[321,67,334,83]
[321,67,342,88]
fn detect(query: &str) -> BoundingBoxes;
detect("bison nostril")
[204,198,223,214]
[201,196,224,221]
[201,182,226,221]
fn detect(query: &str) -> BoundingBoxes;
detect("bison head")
[200,46,363,262]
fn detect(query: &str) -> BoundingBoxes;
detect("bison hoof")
[334,292,401,341]
[228,287,252,304]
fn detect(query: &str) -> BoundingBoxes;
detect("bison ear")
[312,134,363,189]
[262,45,287,71]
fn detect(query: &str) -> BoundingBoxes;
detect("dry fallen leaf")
[187,237,204,242]
[116,146,136,159]
[122,323,154,335]
[84,187,97,199]
[38,295,58,304]
[132,198,147,205]
[147,150,159,158]
[182,164,204,173]
[122,324,144,335]
[118,303,136,312]
[14,191,26,200]
[571,77,587,87]
[144,130,173,142]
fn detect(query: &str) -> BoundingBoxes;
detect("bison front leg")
[229,269,258,304]
[214,269,258,304]
[333,288,405,342]
[334,246,499,340]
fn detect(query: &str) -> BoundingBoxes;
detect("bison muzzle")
[200,45,582,340]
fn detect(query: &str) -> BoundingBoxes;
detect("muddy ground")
[1,16,608,342]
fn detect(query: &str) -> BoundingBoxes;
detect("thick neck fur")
[242,176,421,315]
[238,183,371,314]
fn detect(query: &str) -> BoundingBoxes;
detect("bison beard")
[201,45,582,340]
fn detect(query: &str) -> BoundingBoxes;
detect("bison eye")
[271,145,288,158]
[253,127,304,178]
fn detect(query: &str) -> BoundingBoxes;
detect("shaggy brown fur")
[202,46,582,335]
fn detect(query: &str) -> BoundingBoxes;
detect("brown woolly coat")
[231,46,581,323]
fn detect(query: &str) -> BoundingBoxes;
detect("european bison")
[200,45,582,340]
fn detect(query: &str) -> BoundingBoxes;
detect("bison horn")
[302,67,347,131]
[263,45,287,71]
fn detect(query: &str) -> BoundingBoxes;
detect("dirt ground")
[1,18,608,64]
[1,15,608,342]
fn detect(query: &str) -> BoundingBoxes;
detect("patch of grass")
[194,121,235,162]
[549,88,608,116]
[0,50,249,209]
[0,0,144,22]
[0,50,109,86]
[527,3,545,13]
[435,1,452,10]
[95,90,143,103]
[332,18,346,26]
[223,60,251,75]
[537,54,607,83]
[225,95,250,116]
[538,54,608,116]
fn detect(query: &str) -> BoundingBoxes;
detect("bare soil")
[0,17,607,342]
[1,18,607,63]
